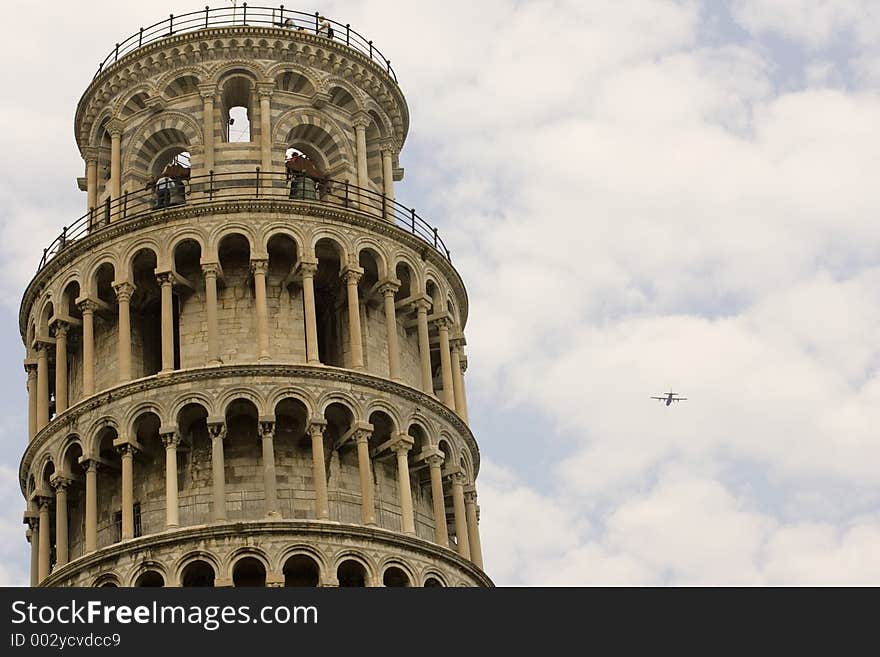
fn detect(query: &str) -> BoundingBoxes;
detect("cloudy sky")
[2,0,880,585]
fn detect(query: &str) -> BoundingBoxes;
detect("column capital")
[24,359,38,375]
[36,495,52,511]
[340,265,364,285]
[308,417,327,437]
[450,334,467,350]
[76,298,99,314]
[114,442,138,458]
[390,434,415,454]
[425,453,445,469]
[256,82,276,97]
[297,260,319,278]
[112,281,136,302]
[155,271,174,287]
[464,489,478,505]
[250,258,269,276]
[202,261,221,277]
[50,474,74,491]
[378,139,400,157]
[207,419,227,441]
[431,315,453,331]
[79,456,99,473]
[105,117,125,137]
[377,278,400,296]
[352,112,371,129]
[447,470,467,486]
[259,418,276,439]
[82,146,100,163]
[51,318,70,338]
[198,83,217,100]
[161,431,179,448]
[411,295,432,313]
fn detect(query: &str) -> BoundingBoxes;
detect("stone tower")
[19,7,488,588]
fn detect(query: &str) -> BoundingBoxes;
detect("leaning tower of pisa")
[19,6,489,588]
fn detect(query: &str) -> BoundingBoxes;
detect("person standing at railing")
[318,16,333,38]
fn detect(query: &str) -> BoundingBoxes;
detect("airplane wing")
[673,397,687,401]
[650,397,664,400]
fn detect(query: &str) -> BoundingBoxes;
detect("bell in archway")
[290,173,317,200]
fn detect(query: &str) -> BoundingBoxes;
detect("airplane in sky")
[651,391,687,406]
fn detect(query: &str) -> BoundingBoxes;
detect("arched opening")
[365,113,385,186]
[181,560,215,587]
[177,403,210,527]
[95,576,119,588]
[60,442,85,560]
[120,92,148,118]
[426,280,443,394]
[273,397,310,517]
[337,559,366,587]
[394,262,413,300]
[267,234,300,361]
[221,75,253,142]
[232,557,266,587]
[314,238,344,366]
[172,239,202,368]
[135,570,164,587]
[132,128,192,208]
[327,86,357,113]
[424,576,444,587]
[94,426,121,548]
[283,554,320,587]
[217,233,253,362]
[383,566,410,587]
[406,424,431,535]
[224,398,260,520]
[164,74,200,98]
[130,249,168,376]
[131,411,162,537]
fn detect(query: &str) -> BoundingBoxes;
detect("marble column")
[109,124,122,204]
[78,299,96,396]
[35,343,49,430]
[28,522,38,587]
[413,298,433,394]
[157,272,175,373]
[113,282,135,383]
[83,460,97,553]
[342,267,364,369]
[209,423,227,522]
[258,87,273,175]
[84,147,98,212]
[260,420,280,518]
[200,87,215,172]
[53,321,69,414]
[450,338,469,423]
[25,362,37,441]
[37,498,51,582]
[379,281,401,381]
[354,116,369,193]
[202,263,221,365]
[393,437,415,535]
[381,144,395,221]
[251,260,270,362]
[450,472,470,559]
[52,476,71,568]
[354,429,376,526]
[465,488,484,569]
[299,262,320,364]
[427,454,449,547]
[162,431,179,529]
[119,444,136,540]
[434,317,456,411]
[309,419,329,520]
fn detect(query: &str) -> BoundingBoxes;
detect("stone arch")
[268,64,320,97]
[273,108,355,174]
[364,100,394,138]
[218,387,266,417]
[333,550,376,587]
[85,416,120,458]
[261,224,306,260]
[161,73,202,100]
[124,402,167,440]
[325,80,364,114]
[379,559,416,587]
[355,239,389,281]
[123,112,203,174]
[93,573,121,587]
[117,84,155,119]
[308,229,350,264]
[127,560,169,587]
[87,108,116,148]
[122,241,164,281]
[424,270,447,310]
[176,551,221,587]
[58,435,86,478]
[275,544,327,577]
[169,229,209,267]
[154,66,206,98]
[392,252,422,297]
[208,60,267,87]
[225,547,272,581]
[268,387,315,418]
[365,400,403,435]
[317,391,363,420]
[422,570,448,587]
[85,254,119,297]
[37,297,54,339]
[170,392,216,424]
[209,223,259,260]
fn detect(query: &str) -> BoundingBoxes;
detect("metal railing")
[38,170,450,271]
[94,5,396,82]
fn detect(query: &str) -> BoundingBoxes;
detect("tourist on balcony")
[156,175,172,208]
[318,16,333,38]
